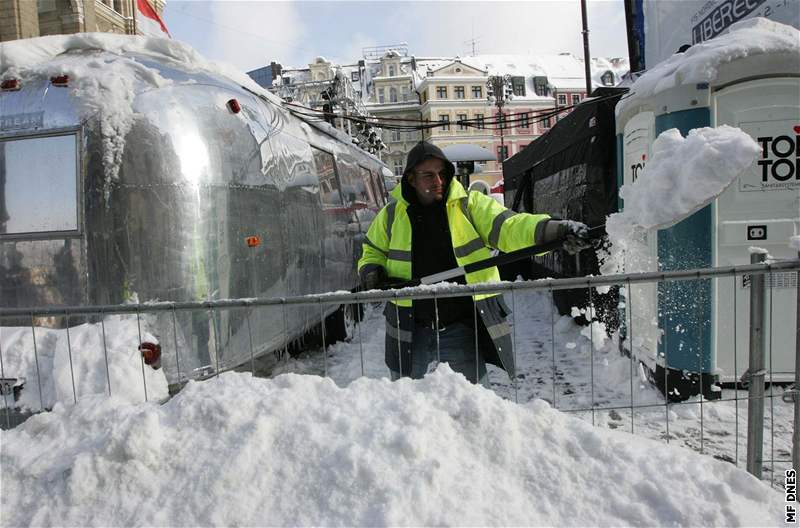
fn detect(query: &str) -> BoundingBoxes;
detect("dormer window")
[389,65,396,76]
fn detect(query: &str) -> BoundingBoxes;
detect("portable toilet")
[615,18,800,399]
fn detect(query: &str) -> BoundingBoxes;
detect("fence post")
[747,252,767,478]
[794,249,799,473]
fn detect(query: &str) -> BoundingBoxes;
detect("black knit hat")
[403,141,455,182]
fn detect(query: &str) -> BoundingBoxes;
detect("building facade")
[1,0,166,42]
[363,50,423,177]
[255,49,628,187]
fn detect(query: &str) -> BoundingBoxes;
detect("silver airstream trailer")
[0,35,388,388]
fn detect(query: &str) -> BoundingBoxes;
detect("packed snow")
[617,18,800,115]
[1,293,792,527]
[0,314,169,411]
[0,364,783,527]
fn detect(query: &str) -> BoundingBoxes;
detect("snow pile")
[618,18,800,114]
[0,366,781,527]
[0,315,168,410]
[601,125,759,276]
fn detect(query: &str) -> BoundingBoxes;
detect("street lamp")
[486,74,513,164]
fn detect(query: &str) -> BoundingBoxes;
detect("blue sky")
[163,1,629,72]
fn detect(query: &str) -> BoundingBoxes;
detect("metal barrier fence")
[1,259,798,486]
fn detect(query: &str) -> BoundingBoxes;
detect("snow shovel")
[383,224,604,289]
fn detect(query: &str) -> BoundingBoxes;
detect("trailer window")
[0,134,78,235]
[358,166,377,207]
[311,146,342,206]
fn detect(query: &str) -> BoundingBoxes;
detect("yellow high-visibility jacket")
[358,178,550,377]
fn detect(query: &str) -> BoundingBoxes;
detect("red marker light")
[245,235,261,248]
[227,98,241,114]
[1,79,20,91]
[50,75,69,87]
[794,125,800,134]
[139,342,162,369]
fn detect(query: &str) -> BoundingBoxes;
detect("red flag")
[136,0,171,38]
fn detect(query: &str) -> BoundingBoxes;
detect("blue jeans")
[391,320,489,386]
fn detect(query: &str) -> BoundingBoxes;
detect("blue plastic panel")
[654,108,714,373]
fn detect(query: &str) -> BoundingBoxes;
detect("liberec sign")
[633,0,799,69]
[692,0,765,44]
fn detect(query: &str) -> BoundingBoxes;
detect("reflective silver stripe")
[489,209,517,247]
[453,237,485,258]
[385,201,398,242]
[364,236,387,256]
[386,323,412,342]
[388,249,412,262]
[485,321,512,341]
[459,196,473,228]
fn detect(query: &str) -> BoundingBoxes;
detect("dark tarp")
[501,87,627,319]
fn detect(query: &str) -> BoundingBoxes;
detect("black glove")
[361,267,388,291]
[538,219,592,255]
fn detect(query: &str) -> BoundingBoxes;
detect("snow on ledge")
[618,18,800,115]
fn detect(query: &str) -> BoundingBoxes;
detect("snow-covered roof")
[617,18,799,115]
[0,33,283,106]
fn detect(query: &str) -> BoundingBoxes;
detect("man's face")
[408,157,448,206]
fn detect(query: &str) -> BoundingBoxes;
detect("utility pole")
[487,74,512,167]
[580,0,593,96]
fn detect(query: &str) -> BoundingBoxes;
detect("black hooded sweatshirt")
[401,156,474,327]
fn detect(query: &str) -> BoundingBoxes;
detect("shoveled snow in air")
[617,18,800,115]
[0,362,782,527]
[600,125,758,277]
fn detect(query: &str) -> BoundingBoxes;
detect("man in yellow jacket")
[358,141,587,385]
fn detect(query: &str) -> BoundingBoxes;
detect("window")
[475,114,484,129]
[401,85,409,102]
[390,87,398,103]
[358,166,378,206]
[454,86,465,99]
[557,94,567,106]
[572,94,581,105]
[497,145,509,161]
[497,111,506,128]
[391,129,401,142]
[351,71,359,82]
[388,65,396,76]
[511,76,526,97]
[457,113,468,131]
[439,114,450,131]
[378,88,385,104]
[519,112,530,128]
[394,159,404,176]
[471,85,482,98]
[533,76,548,96]
[311,146,342,206]
[436,86,447,99]
[0,134,78,234]
[542,116,551,129]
